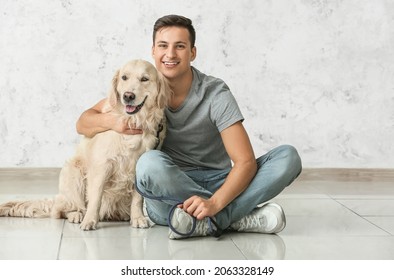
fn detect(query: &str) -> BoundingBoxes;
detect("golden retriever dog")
[0,59,170,230]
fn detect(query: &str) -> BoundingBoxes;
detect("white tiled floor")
[0,168,393,260]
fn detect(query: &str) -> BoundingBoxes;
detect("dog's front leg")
[130,189,149,228]
[80,168,108,230]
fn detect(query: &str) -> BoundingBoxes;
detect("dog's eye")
[141,77,149,82]
[121,75,128,81]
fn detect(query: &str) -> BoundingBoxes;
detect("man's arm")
[181,121,257,220]
[76,98,142,138]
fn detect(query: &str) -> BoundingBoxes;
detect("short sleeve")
[210,82,244,132]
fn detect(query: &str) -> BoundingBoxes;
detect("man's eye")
[141,77,149,82]
[122,75,128,81]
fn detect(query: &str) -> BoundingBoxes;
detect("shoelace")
[135,180,222,238]
[238,216,262,230]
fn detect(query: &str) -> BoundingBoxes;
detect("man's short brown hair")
[153,14,196,48]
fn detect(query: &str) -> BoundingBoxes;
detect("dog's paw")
[67,211,83,224]
[130,216,149,228]
[79,218,98,231]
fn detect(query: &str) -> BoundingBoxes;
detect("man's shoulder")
[192,67,229,94]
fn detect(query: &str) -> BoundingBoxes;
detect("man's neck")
[168,67,193,110]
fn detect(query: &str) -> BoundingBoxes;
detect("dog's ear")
[108,69,120,108]
[156,71,171,109]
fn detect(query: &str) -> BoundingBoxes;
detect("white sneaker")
[230,203,286,234]
[168,208,217,240]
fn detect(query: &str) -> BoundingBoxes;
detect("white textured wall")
[1,0,393,168]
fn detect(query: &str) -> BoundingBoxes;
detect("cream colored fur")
[0,59,170,230]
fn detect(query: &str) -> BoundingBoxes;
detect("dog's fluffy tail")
[0,199,54,218]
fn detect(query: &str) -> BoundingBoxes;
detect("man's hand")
[180,195,220,220]
[112,116,143,135]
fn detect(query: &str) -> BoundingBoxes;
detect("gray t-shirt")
[162,67,244,171]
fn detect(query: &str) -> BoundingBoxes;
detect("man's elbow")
[75,121,93,138]
[75,119,86,136]
[248,159,258,177]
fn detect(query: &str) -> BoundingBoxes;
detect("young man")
[76,15,302,239]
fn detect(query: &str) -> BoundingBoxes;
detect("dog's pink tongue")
[126,105,137,113]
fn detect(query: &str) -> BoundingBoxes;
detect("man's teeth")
[164,62,178,65]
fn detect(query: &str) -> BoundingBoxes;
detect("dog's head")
[108,59,170,116]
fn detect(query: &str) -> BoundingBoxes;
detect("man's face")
[152,26,196,81]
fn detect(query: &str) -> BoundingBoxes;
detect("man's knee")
[279,144,302,178]
[136,150,167,179]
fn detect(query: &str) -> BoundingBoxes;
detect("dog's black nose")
[123,92,135,102]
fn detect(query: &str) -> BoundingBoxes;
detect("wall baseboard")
[1,167,393,182]
[299,168,394,181]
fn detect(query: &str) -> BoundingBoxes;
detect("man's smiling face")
[152,26,196,82]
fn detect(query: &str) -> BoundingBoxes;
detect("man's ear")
[191,46,197,61]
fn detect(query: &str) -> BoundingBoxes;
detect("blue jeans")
[135,145,302,230]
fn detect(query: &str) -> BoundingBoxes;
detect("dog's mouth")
[125,96,147,115]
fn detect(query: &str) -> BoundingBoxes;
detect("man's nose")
[166,46,176,58]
